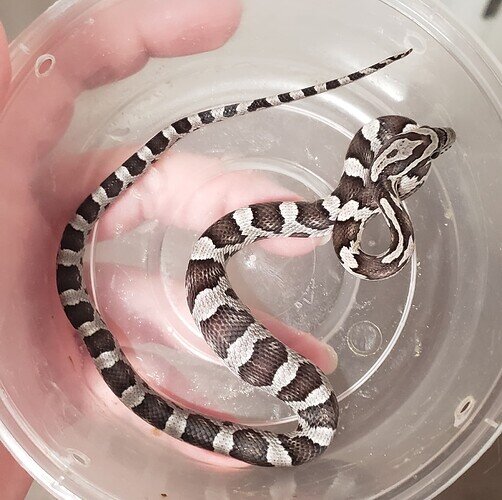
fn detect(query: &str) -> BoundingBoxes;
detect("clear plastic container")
[0,0,501,498]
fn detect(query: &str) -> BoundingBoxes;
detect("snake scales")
[57,48,455,467]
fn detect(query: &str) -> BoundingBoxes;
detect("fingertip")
[323,345,338,374]
[138,0,243,58]
[53,0,242,91]
[258,236,321,257]
[167,437,250,469]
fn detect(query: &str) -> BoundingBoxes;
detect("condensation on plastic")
[0,0,501,499]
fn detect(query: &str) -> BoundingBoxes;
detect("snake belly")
[56,48,455,467]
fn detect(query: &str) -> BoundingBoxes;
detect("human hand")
[0,0,337,487]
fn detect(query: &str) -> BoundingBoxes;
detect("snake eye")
[431,151,440,159]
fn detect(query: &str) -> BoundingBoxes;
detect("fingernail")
[324,344,338,373]
[318,234,332,246]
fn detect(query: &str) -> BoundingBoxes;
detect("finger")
[82,261,337,468]
[256,311,338,374]
[136,0,243,60]
[0,0,242,207]
[92,261,338,374]
[97,151,325,257]
[54,0,243,91]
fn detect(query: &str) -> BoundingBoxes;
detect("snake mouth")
[436,126,457,155]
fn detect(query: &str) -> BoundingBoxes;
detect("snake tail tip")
[401,48,413,57]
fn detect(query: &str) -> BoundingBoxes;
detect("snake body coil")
[57,49,455,466]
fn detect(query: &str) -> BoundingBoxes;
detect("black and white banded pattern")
[57,48,456,467]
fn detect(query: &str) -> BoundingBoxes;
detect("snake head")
[372,124,456,185]
[430,126,456,158]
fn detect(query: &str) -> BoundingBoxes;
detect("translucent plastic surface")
[0,0,501,498]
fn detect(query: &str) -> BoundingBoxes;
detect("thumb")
[0,21,11,110]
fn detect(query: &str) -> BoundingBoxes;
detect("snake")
[56,48,456,467]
